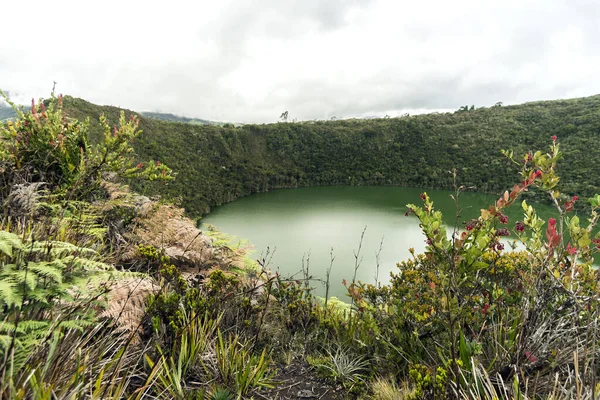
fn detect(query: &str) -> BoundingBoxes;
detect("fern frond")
[17,320,49,334]
[25,288,52,305]
[62,255,113,272]
[8,269,38,291]
[0,230,23,257]
[28,240,97,258]
[0,321,24,334]
[0,278,21,307]
[29,262,63,284]
[57,319,95,332]
[0,334,14,349]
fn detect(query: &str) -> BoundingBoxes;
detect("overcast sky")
[2,0,599,123]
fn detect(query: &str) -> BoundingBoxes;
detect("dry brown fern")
[123,202,218,270]
[100,277,158,341]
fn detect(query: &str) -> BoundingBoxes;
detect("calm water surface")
[201,186,557,299]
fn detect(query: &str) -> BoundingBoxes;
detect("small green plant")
[309,346,368,392]
[407,363,448,399]
[214,330,274,398]
[146,312,221,399]
[208,386,235,400]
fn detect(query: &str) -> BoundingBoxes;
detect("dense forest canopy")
[61,95,600,218]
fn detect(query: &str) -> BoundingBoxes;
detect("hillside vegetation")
[63,95,600,218]
[2,91,600,399]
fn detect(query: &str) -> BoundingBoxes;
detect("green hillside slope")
[63,95,600,218]
[140,111,213,125]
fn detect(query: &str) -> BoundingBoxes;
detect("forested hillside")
[141,111,213,125]
[63,95,600,218]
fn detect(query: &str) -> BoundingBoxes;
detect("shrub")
[0,88,173,203]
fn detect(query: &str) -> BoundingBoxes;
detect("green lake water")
[201,186,558,299]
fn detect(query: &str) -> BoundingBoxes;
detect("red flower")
[546,218,561,248]
[499,214,508,224]
[552,135,557,141]
[137,163,143,169]
[564,195,579,212]
[420,193,426,201]
[535,170,543,178]
[482,303,490,314]
[465,219,477,231]
[567,242,577,255]
[515,221,525,232]
[495,228,509,237]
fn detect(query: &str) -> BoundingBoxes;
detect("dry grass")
[125,201,217,270]
[368,376,414,400]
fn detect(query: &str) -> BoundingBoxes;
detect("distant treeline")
[63,95,600,218]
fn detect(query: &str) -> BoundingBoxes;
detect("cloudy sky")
[2,0,599,123]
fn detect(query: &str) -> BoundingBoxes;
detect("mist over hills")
[140,111,214,125]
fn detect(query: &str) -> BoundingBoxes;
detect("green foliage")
[408,363,448,400]
[308,346,368,393]
[0,89,173,202]
[214,329,274,397]
[3,89,600,398]
[308,137,600,398]
[60,94,600,218]
[208,387,235,400]
[0,230,119,373]
[0,90,175,398]
[146,312,221,399]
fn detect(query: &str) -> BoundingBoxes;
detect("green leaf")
[578,236,591,248]
[570,215,580,229]
[0,230,21,257]
[29,262,63,284]
[459,330,473,372]
[10,269,38,291]
[0,278,21,307]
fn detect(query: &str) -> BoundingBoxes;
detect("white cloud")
[1,0,599,122]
